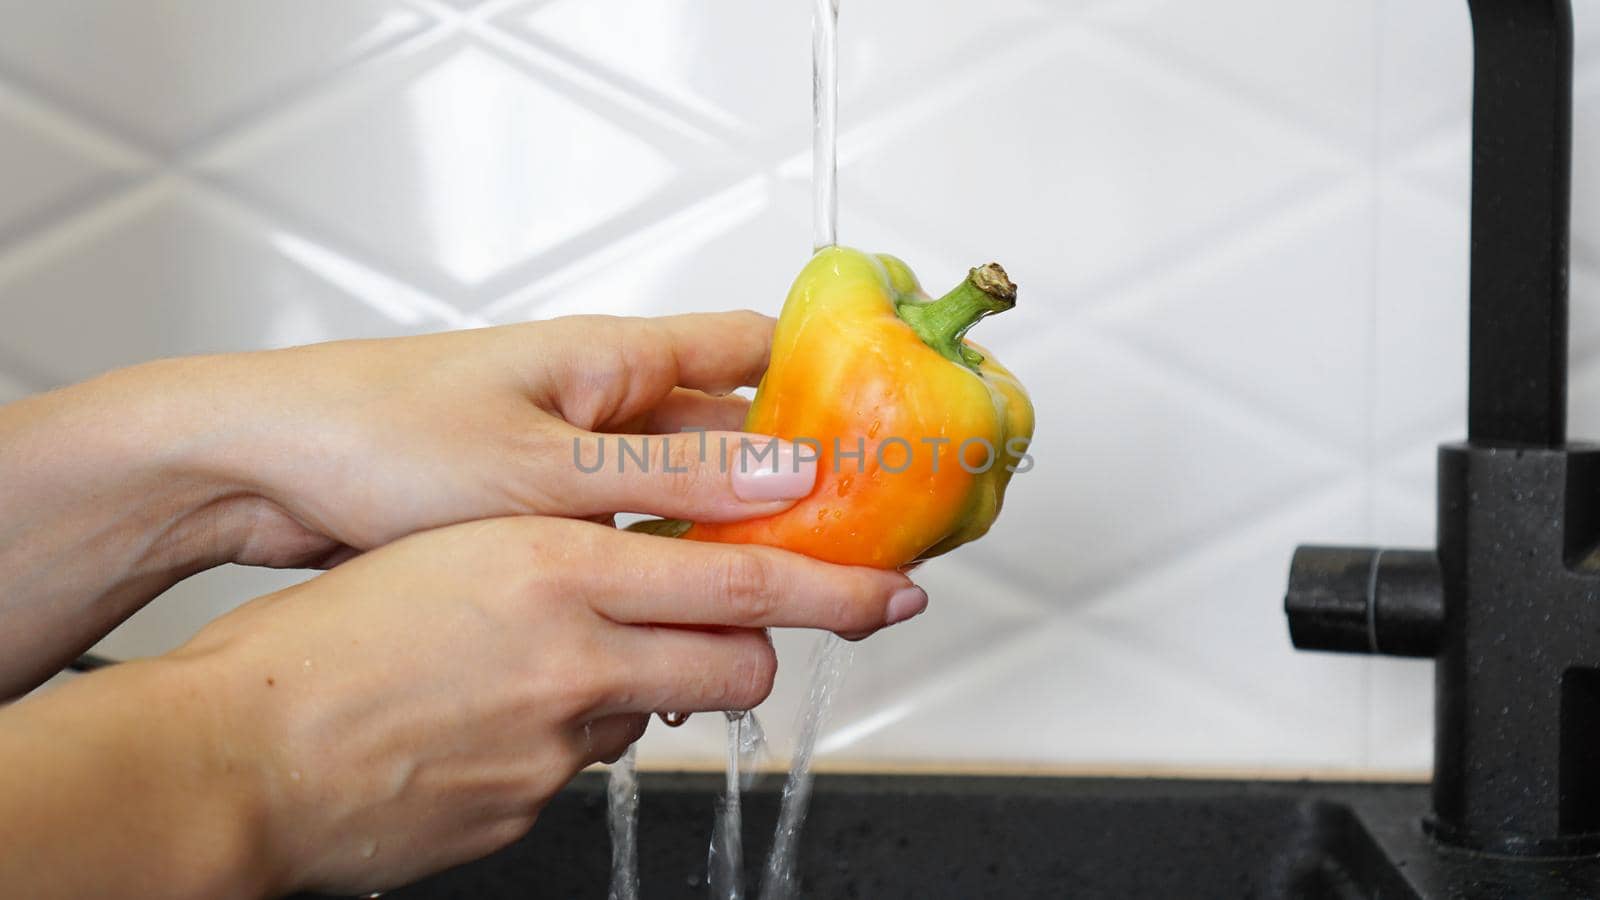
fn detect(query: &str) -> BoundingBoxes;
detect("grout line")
[477,174,775,320]
[469,20,739,153]
[1079,187,1380,455]
[477,24,752,149]
[174,16,449,163]
[953,469,1369,650]
[0,8,441,165]
[0,170,145,258]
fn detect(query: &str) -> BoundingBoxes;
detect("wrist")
[0,654,284,899]
[64,355,267,569]
[133,653,288,898]
[0,356,262,693]
[169,615,331,897]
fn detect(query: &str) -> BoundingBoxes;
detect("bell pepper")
[635,246,1034,569]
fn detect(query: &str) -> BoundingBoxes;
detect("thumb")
[553,430,819,522]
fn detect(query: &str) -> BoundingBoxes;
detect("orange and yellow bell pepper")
[636,246,1033,569]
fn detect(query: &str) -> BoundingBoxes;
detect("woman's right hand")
[169,514,924,897]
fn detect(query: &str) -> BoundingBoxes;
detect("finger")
[597,626,777,715]
[537,312,774,430]
[638,388,752,433]
[584,529,928,636]
[579,714,650,765]
[549,427,818,522]
[639,311,775,394]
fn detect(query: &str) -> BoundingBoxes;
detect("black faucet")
[1284,0,1600,857]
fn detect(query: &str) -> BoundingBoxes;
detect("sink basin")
[299,773,1600,899]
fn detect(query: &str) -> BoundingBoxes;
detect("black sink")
[301,772,1600,899]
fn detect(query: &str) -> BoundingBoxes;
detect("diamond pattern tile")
[215,45,683,294]
[809,554,1052,755]
[5,0,1597,774]
[486,177,805,322]
[1373,180,1468,452]
[0,0,430,149]
[1089,0,1378,142]
[1075,487,1373,767]
[486,175,955,326]
[0,183,448,387]
[837,618,1344,767]
[1372,439,1438,536]
[500,0,1045,142]
[1093,187,1373,452]
[0,86,140,241]
[1377,0,1472,157]
[958,325,1351,607]
[839,26,1348,313]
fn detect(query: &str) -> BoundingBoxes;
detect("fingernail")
[731,439,817,502]
[885,586,929,625]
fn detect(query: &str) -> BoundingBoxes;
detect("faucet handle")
[1285,546,1443,658]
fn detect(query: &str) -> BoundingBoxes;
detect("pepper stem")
[896,263,1016,370]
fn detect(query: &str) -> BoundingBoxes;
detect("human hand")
[182,311,809,569]
[169,514,921,895]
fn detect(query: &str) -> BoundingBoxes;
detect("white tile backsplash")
[217,44,683,290]
[0,181,448,385]
[0,0,430,149]
[0,84,139,243]
[4,0,1598,775]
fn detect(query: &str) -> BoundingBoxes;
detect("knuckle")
[715,550,778,624]
[663,441,710,501]
[554,637,626,717]
[841,578,890,631]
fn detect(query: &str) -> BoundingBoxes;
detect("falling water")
[708,710,767,898]
[812,0,840,251]
[709,715,746,900]
[760,634,855,900]
[607,745,641,900]
[612,0,844,895]
[752,1,854,895]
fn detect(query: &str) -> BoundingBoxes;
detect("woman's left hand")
[175,311,806,565]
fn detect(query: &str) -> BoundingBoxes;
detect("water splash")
[607,745,641,900]
[738,708,769,791]
[760,634,855,900]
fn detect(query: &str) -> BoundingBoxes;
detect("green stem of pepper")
[896,263,1016,371]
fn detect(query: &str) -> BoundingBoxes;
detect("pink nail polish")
[731,440,818,502]
[885,586,929,625]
